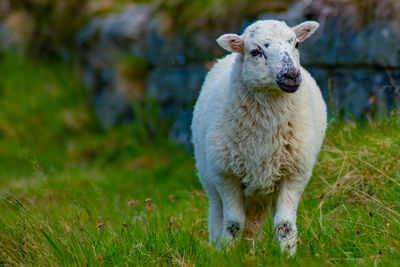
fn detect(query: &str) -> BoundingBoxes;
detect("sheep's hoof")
[274,221,297,257]
[215,221,243,251]
[226,220,241,238]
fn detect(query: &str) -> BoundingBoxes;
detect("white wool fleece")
[191,20,326,256]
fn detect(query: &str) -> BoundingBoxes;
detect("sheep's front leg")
[216,177,246,248]
[204,184,223,244]
[273,174,309,256]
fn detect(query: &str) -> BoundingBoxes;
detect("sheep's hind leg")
[243,198,269,240]
[273,174,309,256]
[216,177,246,249]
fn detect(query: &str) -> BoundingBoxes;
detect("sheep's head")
[217,20,319,94]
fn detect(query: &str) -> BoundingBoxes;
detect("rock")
[0,11,35,50]
[309,67,400,117]
[144,17,187,67]
[77,4,154,48]
[169,110,194,153]
[77,4,154,128]
[259,2,306,26]
[300,19,400,67]
[93,88,132,129]
[146,65,205,114]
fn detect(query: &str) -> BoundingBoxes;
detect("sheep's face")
[217,20,319,94]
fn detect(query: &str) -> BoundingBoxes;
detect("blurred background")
[1,0,399,153]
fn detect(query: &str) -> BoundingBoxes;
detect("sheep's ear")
[216,34,244,53]
[292,21,319,42]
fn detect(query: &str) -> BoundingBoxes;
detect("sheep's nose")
[282,68,300,82]
[276,68,302,93]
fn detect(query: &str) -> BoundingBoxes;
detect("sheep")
[191,19,327,256]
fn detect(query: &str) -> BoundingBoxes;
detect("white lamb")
[191,20,327,256]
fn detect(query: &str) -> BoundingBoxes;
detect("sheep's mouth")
[276,81,300,93]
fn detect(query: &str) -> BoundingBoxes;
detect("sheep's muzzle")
[276,68,302,93]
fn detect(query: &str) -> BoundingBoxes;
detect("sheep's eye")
[295,42,299,49]
[250,49,261,57]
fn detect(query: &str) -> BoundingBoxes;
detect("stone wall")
[77,4,213,149]
[77,2,400,149]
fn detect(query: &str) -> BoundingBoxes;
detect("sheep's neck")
[228,78,301,133]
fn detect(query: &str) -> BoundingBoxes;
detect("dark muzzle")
[276,68,302,93]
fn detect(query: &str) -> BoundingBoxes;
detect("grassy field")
[0,52,399,266]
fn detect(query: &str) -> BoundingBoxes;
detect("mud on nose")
[276,68,302,93]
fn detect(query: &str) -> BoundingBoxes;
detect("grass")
[0,52,399,266]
